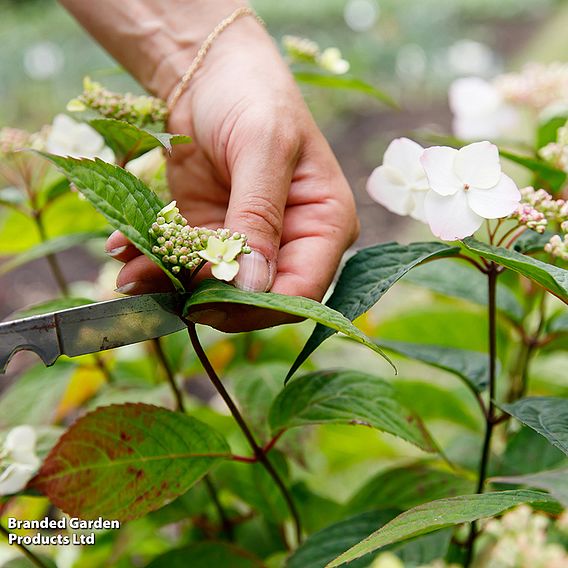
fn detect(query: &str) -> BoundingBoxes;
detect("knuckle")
[234,192,283,242]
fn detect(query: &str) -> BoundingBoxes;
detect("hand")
[106,16,359,331]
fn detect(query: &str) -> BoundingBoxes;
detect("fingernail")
[190,309,228,329]
[106,245,128,257]
[234,250,274,292]
[114,282,137,295]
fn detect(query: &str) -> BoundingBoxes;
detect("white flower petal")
[452,114,503,141]
[467,174,521,219]
[383,138,428,187]
[211,260,240,281]
[0,463,36,495]
[454,141,501,189]
[420,146,461,196]
[424,190,484,240]
[222,239,244,262]
[409,190,428,223]
[4,426,36,454]
[366,165,413,216]
[203,236,226,260]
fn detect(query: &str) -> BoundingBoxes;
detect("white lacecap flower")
[367,137,430,222]
[449,77,519,141]
[198,236,245,281]
[0,425,41,495]
[421,141,521,240]
[318,48,350,75]
[46,114,114,162]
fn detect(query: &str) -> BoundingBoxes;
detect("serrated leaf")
[347,463,475,514]
[287,242,459,380]
[327,490,558,567]
[11,297,94,318]
[293,71,398,108]
[268,370,438,453]
[405,260,524,322]
[377,340,493,393]
[500,397,568,456]
[33,403,230,521]
[462,238,568,304]
[492,468,568,506]
[0,231,108,275]
[0,364,74,428]
[183,280,394,370]
[146,542,263,568]
[89,118,191,164]
[40,154,183,290]
[500,149,566,193]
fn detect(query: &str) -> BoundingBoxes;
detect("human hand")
[106,14,359,331]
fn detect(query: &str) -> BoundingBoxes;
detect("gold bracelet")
[167,6,264,112]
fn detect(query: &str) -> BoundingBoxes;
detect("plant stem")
[465,264,498,567]
[0,524,48,568]
[153,337,185,413]
[187,323,302,546]
[202,475,234,540]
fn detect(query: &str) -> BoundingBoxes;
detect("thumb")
[225,138,297,292]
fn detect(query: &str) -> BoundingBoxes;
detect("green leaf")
[547,312,568,334]
[513,230,556,254]
[462,238,568,304]
[0,364,74,428]
[377,340,493,393]
[499,427,567,476]
[33,403,230,521]
[89,118,191,164]
[394,381,480,431]
[405,260,524,322]
[268,370,438,453]
[11,297,94,318]
[183,280,394,370]
[500,149,566,193]
[0,231,108,276]
[537,115,568,149]
[38,175,70,207]
[293,71,398,108]
[287,242,459,380]
[492,468,568,506]
[501,397,568,456]
[146,542,263,568]
[40,154,183,290]
[287,510,399,568]
[347,462,474,514]
[327,490,558,567]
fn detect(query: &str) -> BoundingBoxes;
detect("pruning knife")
[0,293,187,374]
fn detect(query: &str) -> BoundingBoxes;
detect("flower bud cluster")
[519,186,568,223]
[495,63,568,111]
[0,127,46,155]
[149,202,251,275]
[282,35,350,75]
[67,77,168,127]
[511,203,547,233]
[545,233,568,261]
[540,123,568,173]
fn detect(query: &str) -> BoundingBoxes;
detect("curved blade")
[0,293,186,373]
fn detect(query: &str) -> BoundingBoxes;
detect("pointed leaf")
[492,468,568,506]
[183,280,394,370]
[89,118,191,164]
[327,490,558,567]
[39,154,183,290]
[0,231,108,275]
[347,463,475,514]
[33,403,230,521]
[462,238,568,304]
[293,71,398,108]
[268,370,438,453]
[377,340,493,393]
[500,397,568,456]
[287,242,459,380]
